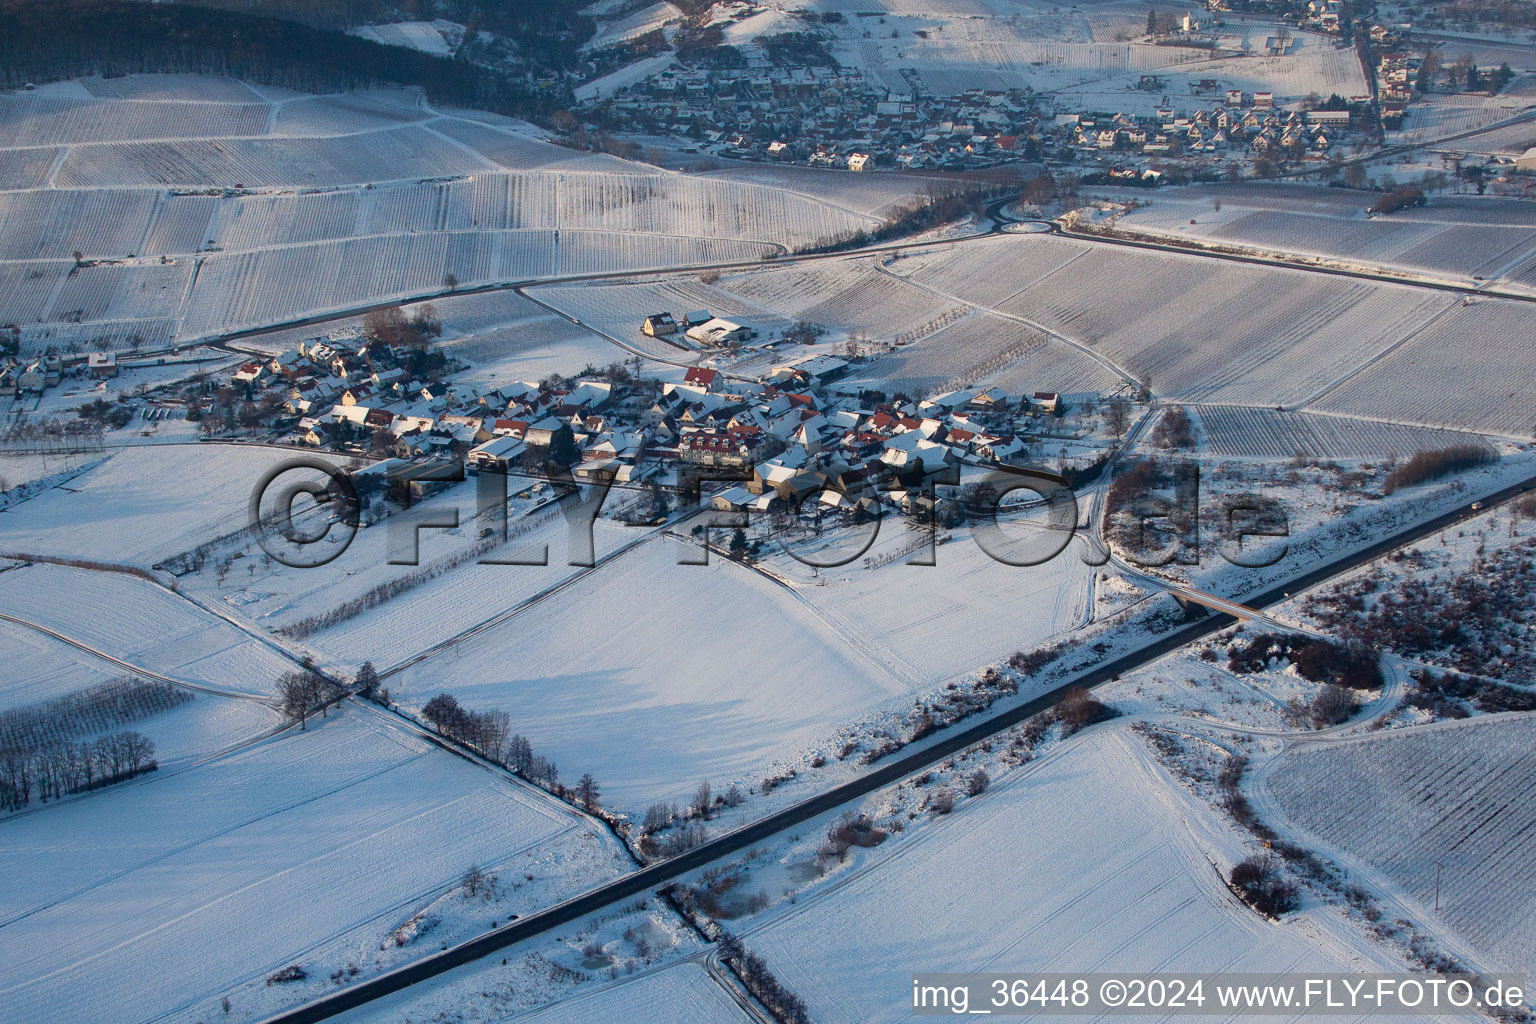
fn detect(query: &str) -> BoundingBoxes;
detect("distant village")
[572,0,1536,189]
[579,4,1387,179]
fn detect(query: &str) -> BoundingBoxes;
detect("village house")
[683,366,722,391]
[17,360,47,395]
[642,312,678,337]
[678,428,769,468]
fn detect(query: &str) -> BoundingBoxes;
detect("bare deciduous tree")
[576,772,600,811]
[691,779,713,819]
[276,671,329,730]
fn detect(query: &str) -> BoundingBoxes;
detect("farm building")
[467,434,527,473]
[16,361,46,394]
[686,317,754,347]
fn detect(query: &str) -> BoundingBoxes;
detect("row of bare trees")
[1,731,156,811]
[417,692,601,811]
[275,670,346,730]
[716,932,812,1024]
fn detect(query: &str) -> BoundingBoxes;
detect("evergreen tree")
[548,424,580,467]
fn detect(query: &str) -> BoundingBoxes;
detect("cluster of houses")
[591,60,1042,170]
[703,381,1063,520]
[1377,47,1424,121]
[256,328,1067,525]
[586,48,1379,176]
[1205,0,1345,33]
[1058,99,1358,162]
[219,333,468,452]
[1,355,61,398]
[580,1,1393,178]
[1,351,118,398]
[1302,0,1347,34]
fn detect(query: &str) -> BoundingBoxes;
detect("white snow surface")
[743,727,1444,1023]
[1269,715,1536,976]
[389,532,907,812]
[0,708,624,1024]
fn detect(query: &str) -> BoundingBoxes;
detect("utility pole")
[1434,860,1443,912]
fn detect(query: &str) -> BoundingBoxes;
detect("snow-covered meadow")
[0,613,278,761]
[741,727,1422,1024]
[1111,185,1536,290]
[386,532,906,813]
[338,960,750,1024]
[757,520,1093,691]
[0,562,295,696]
[0,444,299,567]
[0,707,629,1024]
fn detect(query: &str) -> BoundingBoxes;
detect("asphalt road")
[253,469,1536,1024]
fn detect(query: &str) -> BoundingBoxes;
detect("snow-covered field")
[1391,91,1532,144]
[823,9,1207,96]
[0,562,296,697]
[700,164,951,219]
[583,2,681,52]
[349,20,462,57]
[905,233,1458,409]
[8,53,1536,1024]
[1308,299,1536,438]
[758,521,1092,691]
[341,960,750,1024]
[1055,45,1369,114]
[1192,406,1493,459]
[0,444,299,566]
[0,614,278,762]
[0,707,628,1024]
[388,532,906,812]
[1,614,125,709]
[849,308,1125,397]
[442,313,623,386]
[1268,715,1536,975]
[743,727,1413,1024]
[0,77,929,352]
[530,276,794,357]
[255,508,633,669]
[527,223,1536,438]
[1111,186,1536,288]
